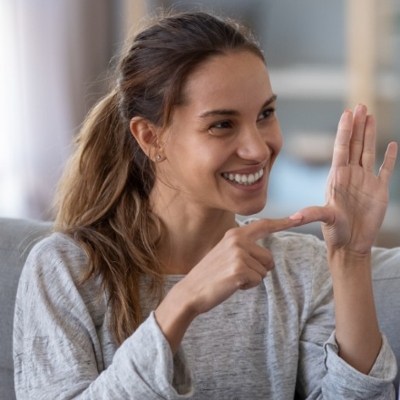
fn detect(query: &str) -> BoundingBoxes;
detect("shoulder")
[16,232,106,336]
[27,231,87,262]
[18,232,96,306]
[21,232,87,282]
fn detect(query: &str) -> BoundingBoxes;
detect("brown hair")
[54,11,264,344]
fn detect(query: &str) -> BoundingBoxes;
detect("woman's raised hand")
[299,104,397,255]
[295,105,398,373]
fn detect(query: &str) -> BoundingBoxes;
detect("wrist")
[328,247,371,273]
[154,282,199,354]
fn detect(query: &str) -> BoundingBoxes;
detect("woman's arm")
[155,216,304,354]
[299,104,398,373]
[14,235,193,399]
[296,234,397,399]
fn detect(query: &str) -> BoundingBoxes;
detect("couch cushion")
[372,246,400,390]
[0,218,52,399]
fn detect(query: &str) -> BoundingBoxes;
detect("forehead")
[182,51,273,112]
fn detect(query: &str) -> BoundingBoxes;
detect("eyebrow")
[197,94,278,119]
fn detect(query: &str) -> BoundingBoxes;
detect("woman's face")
[156,50,282,216]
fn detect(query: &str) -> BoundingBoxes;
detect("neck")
[150,188,237,275]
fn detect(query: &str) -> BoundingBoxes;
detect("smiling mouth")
[222,168,264,186]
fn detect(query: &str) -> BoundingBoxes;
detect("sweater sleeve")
[13,235,194,399]
[296,236,397,399]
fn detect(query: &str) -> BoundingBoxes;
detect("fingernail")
[355,104,367,114]
[289,212,303,221]
[340,110,352,124]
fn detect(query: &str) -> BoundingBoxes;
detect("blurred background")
[1,0,399,246]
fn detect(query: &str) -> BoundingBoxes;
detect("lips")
[222,168,264,186]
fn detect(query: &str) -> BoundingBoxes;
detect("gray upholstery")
[371,246,400,390]
[0,218,52,400]
[0,217,399,398]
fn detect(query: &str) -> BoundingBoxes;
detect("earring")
[155,155,162,162]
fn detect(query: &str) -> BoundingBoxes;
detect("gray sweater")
[13,230,397,399]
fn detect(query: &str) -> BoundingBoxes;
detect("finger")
[378,142,398,184]
[241,216,303,242]
[246,253,272,277]
[360,115,376,172]
[294,205,335,226]
[332,110,353,168]
[246,243,275,269]
[237,263,267,290]
[349,104,368,165]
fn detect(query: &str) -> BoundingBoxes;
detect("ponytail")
[55,90,163,344]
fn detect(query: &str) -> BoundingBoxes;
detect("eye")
[211,120,232,129]
[207,120,233,135]
[257,107,276,122]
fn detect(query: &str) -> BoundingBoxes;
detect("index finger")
[242,216,303,242]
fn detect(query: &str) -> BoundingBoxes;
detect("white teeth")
[222,168,264,185]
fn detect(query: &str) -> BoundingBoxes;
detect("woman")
[13,11,398,399]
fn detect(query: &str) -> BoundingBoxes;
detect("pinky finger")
[378,142,398,184]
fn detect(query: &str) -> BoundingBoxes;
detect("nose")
[236,124,280,162]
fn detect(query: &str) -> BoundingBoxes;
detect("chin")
[234,199,267,217]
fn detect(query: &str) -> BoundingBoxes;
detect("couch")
[0,217,399,399]
[0,218,52,399]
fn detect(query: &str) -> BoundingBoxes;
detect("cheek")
[271,122,283,156]
[189,154,222,183]
[163,144,218,182]
[275,134,283,154]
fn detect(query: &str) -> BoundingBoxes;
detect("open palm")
[300,105,397,255]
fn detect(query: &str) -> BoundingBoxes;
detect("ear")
[130,117,163,162]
